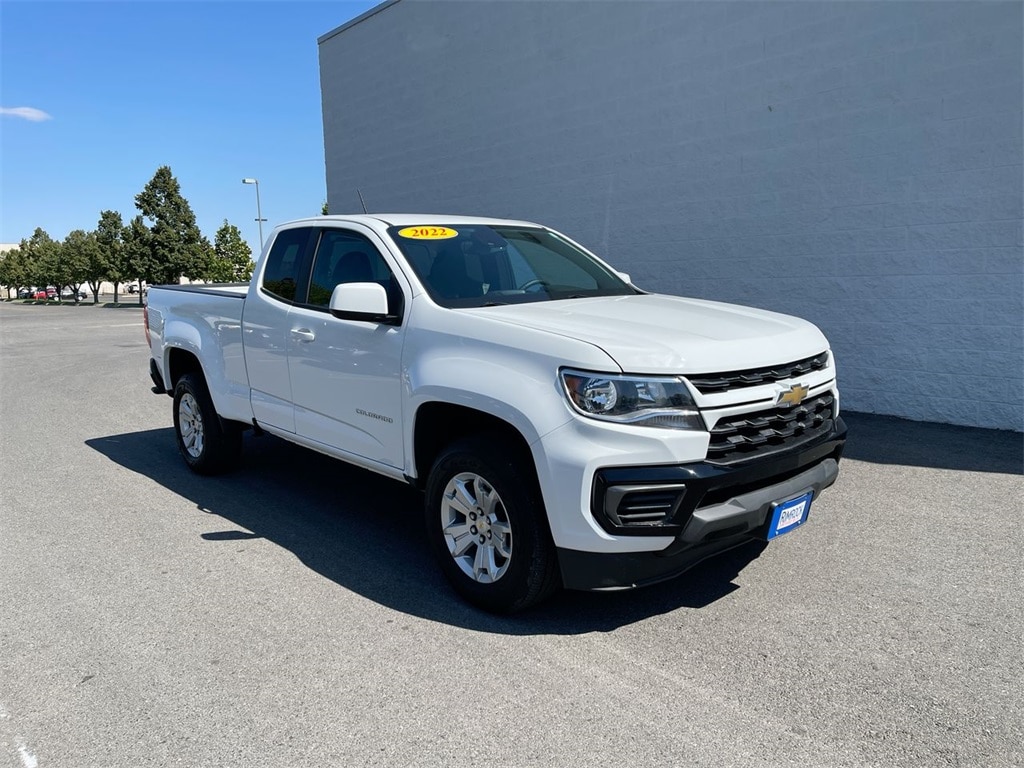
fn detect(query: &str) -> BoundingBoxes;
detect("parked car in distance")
[32,289,48,300]
[17,288,31,299]
[61,287,88,301]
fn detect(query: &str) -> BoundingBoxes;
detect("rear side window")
[262,228,313,302]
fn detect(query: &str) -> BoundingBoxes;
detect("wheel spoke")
[443,520,472,539]
[482,544,500,579]
[448,478,477,517]
[472,542,489,580]
[492,533,511,560]
[447,529,475,558]
[478,481,499,516]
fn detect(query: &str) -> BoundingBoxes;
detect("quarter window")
[261,227,312,302]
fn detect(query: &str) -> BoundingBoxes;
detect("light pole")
[241,178,267,246]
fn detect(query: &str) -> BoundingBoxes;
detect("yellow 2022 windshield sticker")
[397,226,458,240]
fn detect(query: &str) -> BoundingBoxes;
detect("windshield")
[386,224,637,308]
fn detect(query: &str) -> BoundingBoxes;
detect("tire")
[425,436,559,613]
[172,372,242,475]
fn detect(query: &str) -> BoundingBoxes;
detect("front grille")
[687,352,829,394]
[706,393,835,465]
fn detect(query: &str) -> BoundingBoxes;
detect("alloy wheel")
[440,472,513,583]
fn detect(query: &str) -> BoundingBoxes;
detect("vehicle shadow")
[86,428,768,634]
[841,412,1023,474]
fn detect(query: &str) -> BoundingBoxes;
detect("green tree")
[0,247,26,298]
[10,239,40,296]
[321,200,329,215]
[196,235,215,283]
[60,229,98,302]
[0,249,11,298]
[122,215,151,306]
[207,220,254,282]
[94,210,124,303]
[22,228,61,300]
[134,165,207,283]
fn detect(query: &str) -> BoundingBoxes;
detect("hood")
[467,294,829,374]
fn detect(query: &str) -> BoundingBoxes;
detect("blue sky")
[1,0,379,253]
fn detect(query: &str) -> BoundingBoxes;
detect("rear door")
[242,226,316,432]
[286,225,408,468]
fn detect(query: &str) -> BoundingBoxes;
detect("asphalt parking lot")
[1,300,1021,768]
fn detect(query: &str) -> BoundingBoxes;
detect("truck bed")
[147,283,250,425]
[151,283,249,298]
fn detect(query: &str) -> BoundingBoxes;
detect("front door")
[287,226,407,468]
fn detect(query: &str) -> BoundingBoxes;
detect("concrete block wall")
[319,0,1023,430]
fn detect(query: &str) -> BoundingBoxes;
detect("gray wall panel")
[320,0,1023,430]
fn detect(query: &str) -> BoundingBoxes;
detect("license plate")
[767,491,813,539]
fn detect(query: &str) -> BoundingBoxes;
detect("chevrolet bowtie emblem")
[777,384,810,407]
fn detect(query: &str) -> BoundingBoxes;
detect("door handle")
[291,328,316,343]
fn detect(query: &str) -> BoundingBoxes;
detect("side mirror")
[329,282,396,324]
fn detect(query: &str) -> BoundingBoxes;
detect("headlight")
[560,369,704,430]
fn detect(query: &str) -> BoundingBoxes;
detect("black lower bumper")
[558,416,847,591]
[149,359,166,394]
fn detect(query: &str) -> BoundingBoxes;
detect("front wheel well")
[412,402,536,489]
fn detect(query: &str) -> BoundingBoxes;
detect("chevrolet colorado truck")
[145,214,847,612]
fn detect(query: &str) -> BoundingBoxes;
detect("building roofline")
[317,0,402,45]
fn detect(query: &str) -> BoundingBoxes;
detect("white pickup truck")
[146,214,847,612]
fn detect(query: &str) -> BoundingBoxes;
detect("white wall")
[319,0,1023,430]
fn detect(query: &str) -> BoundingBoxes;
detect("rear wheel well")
[167,348,204,391]
[413,403,536,489]
[165,348,248,433]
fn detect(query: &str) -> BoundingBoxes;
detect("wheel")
[172,372,242,475]
[425,436,559,613]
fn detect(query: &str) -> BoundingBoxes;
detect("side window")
[261,227,312,302]
[307,229,404,317]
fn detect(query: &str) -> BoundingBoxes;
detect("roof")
[317,0,402,45]
[286,214,543,229]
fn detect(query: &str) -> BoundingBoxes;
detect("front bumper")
[557,416,847,590]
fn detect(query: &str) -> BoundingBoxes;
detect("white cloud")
[0,107,52,122]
